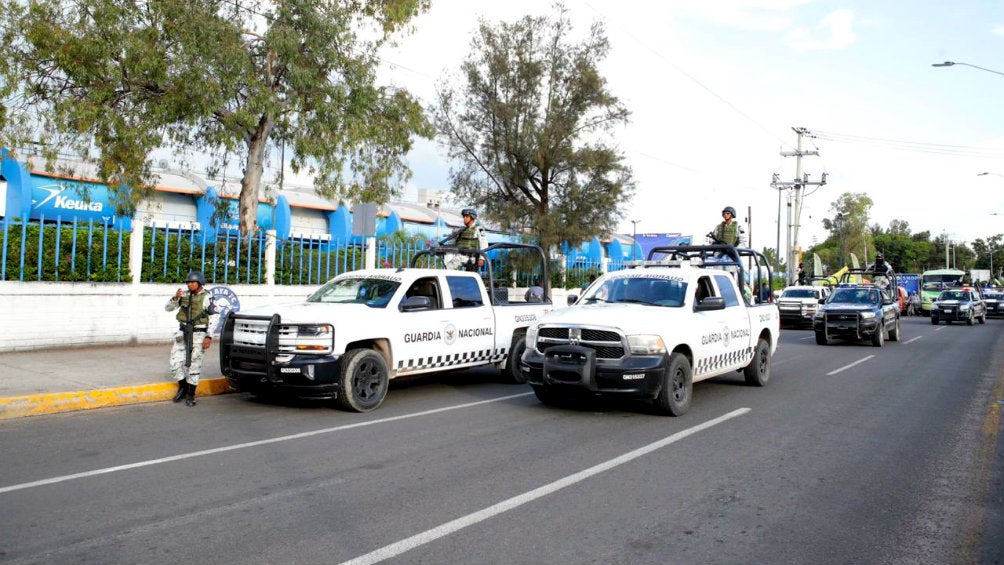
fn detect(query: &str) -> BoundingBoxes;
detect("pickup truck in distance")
[220,243,552,412]
[520,244,780,416]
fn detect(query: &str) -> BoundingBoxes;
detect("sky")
[369,0,1004,253]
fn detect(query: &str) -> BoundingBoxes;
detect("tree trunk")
[238,116,274,238]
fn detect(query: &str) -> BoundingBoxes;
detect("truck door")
[444,274,496,368]
[692,274,730,379]
[713,273,754,369]
[397,276,453,374]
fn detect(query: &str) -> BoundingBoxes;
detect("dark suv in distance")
[983,290,1003,318]
[813,284,901,347]
[930,287,987,325]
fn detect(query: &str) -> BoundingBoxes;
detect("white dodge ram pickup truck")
[520,244,779,416]
[220,244,552,412]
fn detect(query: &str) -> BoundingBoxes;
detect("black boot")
[172,380,186,403]
[185,382,197,406]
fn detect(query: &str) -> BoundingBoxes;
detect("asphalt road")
[1,317,1002,565]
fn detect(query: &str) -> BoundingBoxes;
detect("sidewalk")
[0,343,232,419]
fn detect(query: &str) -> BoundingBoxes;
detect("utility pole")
[771,127,826,284]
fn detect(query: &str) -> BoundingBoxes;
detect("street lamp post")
[630,220,640,260]
[835,213,845,268]
[931,61,1004,77]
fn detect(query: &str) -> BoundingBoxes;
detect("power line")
[810,129,1004,158]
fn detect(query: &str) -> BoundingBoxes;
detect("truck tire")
[888,317,901,341]
[503,335,528,384]
[815,330,827,345]
[979,312,987,324]
[871,324,884,347]
[654,353,692,417]
[336,349,389,412]
[931,316,939,325]
[743,337,771,387]
[967,312,974,326]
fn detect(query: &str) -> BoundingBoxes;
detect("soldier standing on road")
[709,206,746,247]
[166,270,218,406]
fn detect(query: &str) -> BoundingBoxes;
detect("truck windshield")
[781,289,817,299]
[582,276,687,307]
[307,277,401,308]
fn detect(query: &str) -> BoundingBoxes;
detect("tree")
[0,0,432,237]
[432,4,634,263]
[820,192,873,267]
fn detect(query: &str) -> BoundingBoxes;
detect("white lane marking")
[826,355,875,375]
[0,392,534,495]
[903,336,924,345]
[338,408,751,565]
[935,326,947,331]
[798,336,814,341]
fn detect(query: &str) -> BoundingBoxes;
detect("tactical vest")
[715,221,740,245]
[456,223,482,250]
[177,291,212,327]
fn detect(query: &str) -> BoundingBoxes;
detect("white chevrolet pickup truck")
[520,244,779,416]
[220,243,552,412]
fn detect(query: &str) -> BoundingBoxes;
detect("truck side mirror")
[695,296,726,311]
[400,296,432,312]
[567,294,578,306]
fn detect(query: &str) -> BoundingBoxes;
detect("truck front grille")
[536,326,626,359]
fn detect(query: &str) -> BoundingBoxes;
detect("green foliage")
[1,220,131,282]
[433,3,634,264]
[0,0,433,236]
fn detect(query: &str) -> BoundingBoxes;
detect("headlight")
[860,312,876,319]
[294,324,334,353]
[628,334,666,355]
[526,325,539,348]
[960,304,971,311]
[814,310,825,319]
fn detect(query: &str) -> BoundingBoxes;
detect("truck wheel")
[872,324,884,347]
[888,317,901,341]
[967,313,974,326]
[931,316,939,325]
[503,335,528,384]
[336,349,388,412]
[815,330,827,345]
[654,353,692,417]
[532,385,564,407]
[980,313,987,324]
[743,337,771,387]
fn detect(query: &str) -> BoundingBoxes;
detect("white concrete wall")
[0,282,320,352]
[0,282,576,352]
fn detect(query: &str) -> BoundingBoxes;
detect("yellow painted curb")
[0,378,233,420]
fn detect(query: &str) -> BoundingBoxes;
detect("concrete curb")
[0,378,233,420]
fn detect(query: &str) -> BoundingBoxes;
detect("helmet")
[185,270,206,285]
[461,207,477,219]
[722,206,736,217]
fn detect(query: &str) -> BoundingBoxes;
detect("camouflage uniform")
[712,220,746,246]
[166,288,217,387]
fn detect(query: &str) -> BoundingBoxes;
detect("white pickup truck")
[520,245,779,416]
[220,243,552,412]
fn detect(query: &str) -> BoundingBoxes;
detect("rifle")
[439,228,463,246]
[183,292,194,369]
